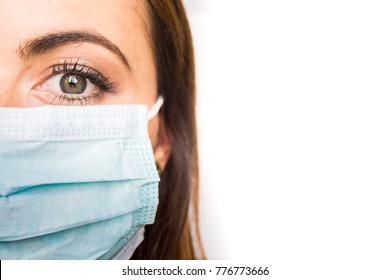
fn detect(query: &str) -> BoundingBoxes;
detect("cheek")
[148,116,160,151]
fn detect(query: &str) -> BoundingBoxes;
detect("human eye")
[32,59,116,105]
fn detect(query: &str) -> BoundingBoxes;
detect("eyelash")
[46,60,116,105]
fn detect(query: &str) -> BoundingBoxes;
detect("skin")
[0,0,171,170]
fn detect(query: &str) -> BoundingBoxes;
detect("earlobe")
[153,118,171,173]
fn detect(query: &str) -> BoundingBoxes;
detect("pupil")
[68,76,78,87]
[60,74,87,94]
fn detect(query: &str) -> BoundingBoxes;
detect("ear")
[153,117,171,172]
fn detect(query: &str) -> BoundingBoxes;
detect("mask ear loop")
[147,96,164,121]
[148,96,164,175]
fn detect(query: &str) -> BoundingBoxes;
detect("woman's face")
[0,0,170,167]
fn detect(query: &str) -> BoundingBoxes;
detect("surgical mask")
[0,97,164,260]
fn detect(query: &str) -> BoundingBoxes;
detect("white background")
[184,0,390,278]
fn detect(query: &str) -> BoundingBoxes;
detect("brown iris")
[60,74,87,94]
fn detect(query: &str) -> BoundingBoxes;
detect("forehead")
[0,0,150,63]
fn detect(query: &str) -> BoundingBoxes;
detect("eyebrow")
[18,31,131,69]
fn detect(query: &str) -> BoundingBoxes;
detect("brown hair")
[131,0,205,260]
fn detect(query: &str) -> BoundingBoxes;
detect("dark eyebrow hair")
[18,31,131,69]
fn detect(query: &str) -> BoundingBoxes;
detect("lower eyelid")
[28,89,105,106]
[55,92,105,106]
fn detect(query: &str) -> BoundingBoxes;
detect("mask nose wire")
[147,96,164,121]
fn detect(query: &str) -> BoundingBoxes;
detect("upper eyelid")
[51,62,98,76]
[45,62,117,91]
[46,61,105,81]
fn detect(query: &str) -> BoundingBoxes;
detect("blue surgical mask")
[0,97,163,260]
